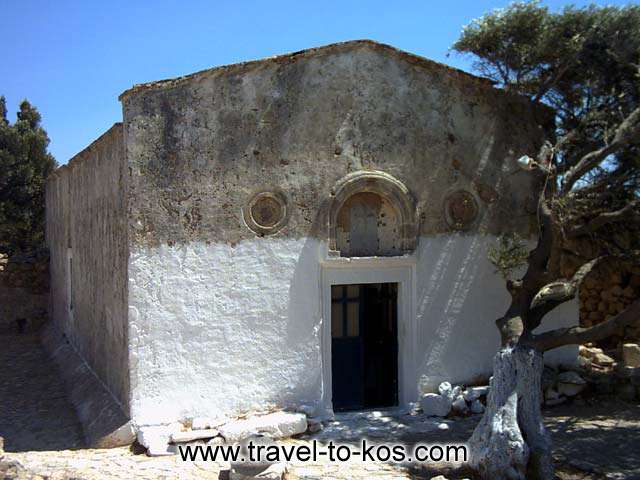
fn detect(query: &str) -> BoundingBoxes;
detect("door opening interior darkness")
[331,282,398,411]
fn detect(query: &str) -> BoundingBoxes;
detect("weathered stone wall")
[46,124,130,412]
[121,41,550,248]
[120,41,562,425]
[0,250,48,334]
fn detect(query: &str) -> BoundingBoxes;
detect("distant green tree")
[0,96,57,254]
[451,2,640,479]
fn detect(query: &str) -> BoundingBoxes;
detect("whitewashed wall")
[128,238,323,426]
[128,234,577,427]
[415,235,577,394]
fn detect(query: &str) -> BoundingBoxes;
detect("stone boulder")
[556,371,587,397]
[463,386,489,402]
[438,382,453,398]
[470,399,485,414]
[451,396,468,415]
[137,423,183,456]
[421,393,452,417]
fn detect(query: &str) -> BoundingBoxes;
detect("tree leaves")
[0,96,57,254]
[453,2,640,193]
[488,232,529,280]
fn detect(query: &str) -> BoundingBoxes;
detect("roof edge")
[118,39,495,101]
[47,123,123,181]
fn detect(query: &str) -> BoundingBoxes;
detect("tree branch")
[525,257,605,332]
[529,298,640,352]
[522,194,554,288]
[567,200,640,237]
[533,62,572,103]
[561,106,640,193]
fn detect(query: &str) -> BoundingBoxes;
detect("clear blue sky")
[1,0,631,164]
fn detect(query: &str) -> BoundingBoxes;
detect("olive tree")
[452,2,640,478]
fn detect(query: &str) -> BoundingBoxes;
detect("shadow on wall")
[415,235,508,393]
[285,233,324,412]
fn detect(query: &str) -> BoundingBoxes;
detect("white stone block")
[170,429,219,443]
[137,422,182,455]
[219,412,307,443]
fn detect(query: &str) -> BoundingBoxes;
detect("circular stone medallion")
[243,191,289,235]
[444,190,479,231]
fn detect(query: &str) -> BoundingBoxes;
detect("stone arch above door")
[328,171,417,257]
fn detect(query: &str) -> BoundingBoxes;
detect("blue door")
[331,283,398,411]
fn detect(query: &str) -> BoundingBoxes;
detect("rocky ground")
[1,333,639,479]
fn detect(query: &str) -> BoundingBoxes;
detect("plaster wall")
[415,235,577,393]
[46,124,130,411]
[127,237,322,426]
[128,234,577,426]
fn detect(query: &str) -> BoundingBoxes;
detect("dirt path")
[0,334,84,452]
[548,400,640,480]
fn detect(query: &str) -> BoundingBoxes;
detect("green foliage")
[453,2,640,191]
[487,233,529,280]
[0,96,57,254]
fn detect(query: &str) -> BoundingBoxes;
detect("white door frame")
[319,256,417,417]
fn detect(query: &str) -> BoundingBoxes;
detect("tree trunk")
[468,346,553,480]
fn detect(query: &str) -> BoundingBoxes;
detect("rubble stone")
[137,423,182,456]
[462,386,489,402]
[219,412,307,444]
[451,396,468,415]
[420,394,452,417]
[470,400,485,414]
[438,382,452,397]
[557,371,587,397]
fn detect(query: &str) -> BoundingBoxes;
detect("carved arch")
[328,171,417,256]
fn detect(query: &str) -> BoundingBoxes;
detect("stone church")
[46,40,576,434]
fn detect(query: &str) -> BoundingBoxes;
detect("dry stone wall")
[579,258,640,346]
[0,250,48,334]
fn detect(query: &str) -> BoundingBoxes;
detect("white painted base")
[127,235,578,427]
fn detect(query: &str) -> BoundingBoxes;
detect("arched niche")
[328,171,417,257]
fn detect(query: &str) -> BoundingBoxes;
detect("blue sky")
[1,0,632,163]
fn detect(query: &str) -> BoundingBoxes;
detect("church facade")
[46,40,576,431]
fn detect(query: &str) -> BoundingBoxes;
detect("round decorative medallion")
[444,190,479,230]
[243,191,289,235]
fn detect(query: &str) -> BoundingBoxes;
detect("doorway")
[330,282,398,411]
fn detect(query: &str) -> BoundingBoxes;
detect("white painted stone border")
[319,255,418,417]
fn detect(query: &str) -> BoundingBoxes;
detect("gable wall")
[121,43,571,426]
